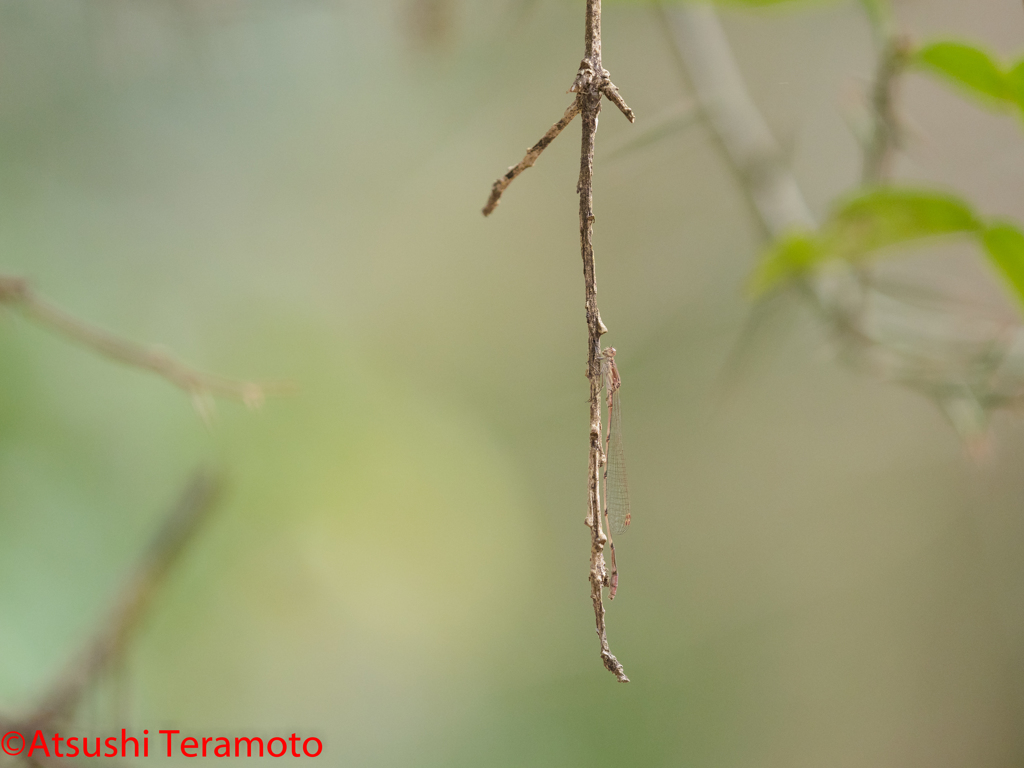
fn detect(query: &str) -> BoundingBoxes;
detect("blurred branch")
[482,0,632,681]
[654,4,814,240]
[405,0,455,48]
[657,3,1024,446]
[0,274,283,419]
[604,100,698,161]
[858,0,897,44]
[862,35,911,185]
[3,471,222,751]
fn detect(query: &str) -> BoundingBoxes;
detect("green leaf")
[748,189,983,294]
[749,231,823,295]
[913,42,1012,105]
[1007,59,1024,111]
[981,222,1024,308]
[824,188,982,259]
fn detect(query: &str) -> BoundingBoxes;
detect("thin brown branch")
[27,471,222,727]
[483,0,633,219]
[483,0,631,680]
[578,0,628,683]
[481,101,581,216]
[0,274,284,418]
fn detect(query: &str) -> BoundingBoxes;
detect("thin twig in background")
[862,35,911,185]
[483,0,633,681]
[0,274,284,420]
[1,471,222,758]
[654,3,814,240]
[604,100,698,161]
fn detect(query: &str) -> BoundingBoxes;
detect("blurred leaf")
[749,231,822,294]
[1007,59,1024,110]
[824,188,981,258]
[981,222,1024,308]
[750,189,982,295]
[913,42,1012,106]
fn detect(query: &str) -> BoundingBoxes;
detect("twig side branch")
[0,274,281,417]
[482,101,581,216]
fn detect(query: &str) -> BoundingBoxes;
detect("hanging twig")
[483,0,633,681]
[0,274,284,418]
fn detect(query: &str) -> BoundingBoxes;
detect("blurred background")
[1,0,1023,765]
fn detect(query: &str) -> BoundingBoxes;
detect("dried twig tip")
[602,650,630,682]
[602,82,635,123]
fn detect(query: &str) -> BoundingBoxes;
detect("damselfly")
[599,346,630,598]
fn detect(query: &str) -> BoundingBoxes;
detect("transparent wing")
[606,386,631,536]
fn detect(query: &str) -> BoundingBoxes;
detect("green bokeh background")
[2,0,1024,765]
